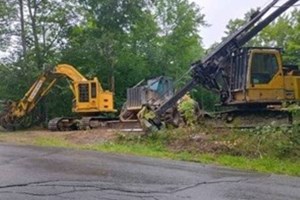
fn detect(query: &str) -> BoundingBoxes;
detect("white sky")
[192,0,271,48]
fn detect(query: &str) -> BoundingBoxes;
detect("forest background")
[0,0,300,120]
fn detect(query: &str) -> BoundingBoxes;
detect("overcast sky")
[192,0,271,48]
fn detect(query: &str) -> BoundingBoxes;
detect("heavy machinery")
[0,64,179,132]
[119,76,182,127]
[0,64,116,131]
[142,0,300,130]
[1,0,299,132]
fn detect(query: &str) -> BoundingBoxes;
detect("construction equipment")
[1,0,299,132]
[0,64,116,131]
[119,76,181,126]
[142,0,300,130]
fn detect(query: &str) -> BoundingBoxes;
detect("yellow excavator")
[0,64,116,131]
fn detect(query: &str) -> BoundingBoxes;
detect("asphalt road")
[0,144,299,200]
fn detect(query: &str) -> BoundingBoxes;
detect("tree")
[1,0,77,66]
[285,9,300,65]
[222,8,300,66]
[154,0,205,80]
[63,0,207,109]
[0,0,208,120]
[62,0,156,107]
[0,0,80,122]
[0,0,17,52]
[222,8,268,47]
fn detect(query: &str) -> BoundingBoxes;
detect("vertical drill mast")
[155,0,298,117]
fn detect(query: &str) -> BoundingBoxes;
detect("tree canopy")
[0,0,206,118]
[222,8,300,65]
[1,1,300,122]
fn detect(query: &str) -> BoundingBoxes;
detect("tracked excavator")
[140,0,300,130]
[0,64,116,131]
[0,63,177,132]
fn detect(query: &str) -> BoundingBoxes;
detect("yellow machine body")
[72,78,115,113]
[54,64,115,113]
[229,48,300,105]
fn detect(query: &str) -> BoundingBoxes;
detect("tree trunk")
[19,0,27,59]
[27,0,43,68]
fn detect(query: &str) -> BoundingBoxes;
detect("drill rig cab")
[228,47,300,106]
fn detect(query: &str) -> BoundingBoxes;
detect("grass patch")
[33,136,74,148]
[82,142,300,176]
[0,128,299,176]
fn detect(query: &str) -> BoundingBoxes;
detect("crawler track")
[48,116,143,132]
[201,108,294,129]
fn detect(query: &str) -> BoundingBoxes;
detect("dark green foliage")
[2,1,300,126]
[0,0,206,119]
[191,88,218,111]
[61,0,206,110]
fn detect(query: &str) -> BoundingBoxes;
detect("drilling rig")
[142,0,300,130]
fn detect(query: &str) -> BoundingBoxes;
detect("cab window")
[251,53,279,84]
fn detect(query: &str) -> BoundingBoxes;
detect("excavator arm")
[0,64,94,130]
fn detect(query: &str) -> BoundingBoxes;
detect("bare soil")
[0,127,234,155]
[62,129,117,144]
[0,129,118,145]
[168,135,230,154]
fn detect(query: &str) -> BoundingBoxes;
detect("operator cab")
[228,47,299,105]
[74,78,115,113]
[250,51,279,85]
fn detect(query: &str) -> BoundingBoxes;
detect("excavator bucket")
[0,100,35,131]
[0,100,17,130]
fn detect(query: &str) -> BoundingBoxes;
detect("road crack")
[172,178,249,193]
[0,180,61,189]
[0,177,248,198]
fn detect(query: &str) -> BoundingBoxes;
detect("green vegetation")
[0,0,209,118]
[0,0,300,178]
[88,141,300,176]
[34,135,75,148]
[3,1,300,120]
[223,8,300,65]
[0,127,299,176]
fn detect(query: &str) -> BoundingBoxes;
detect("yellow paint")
[294,77,300,99]
[232,49,299,104]
[230,49,300,105]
